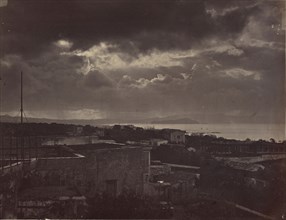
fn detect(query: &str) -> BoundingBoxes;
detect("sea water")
[131,123,285,141]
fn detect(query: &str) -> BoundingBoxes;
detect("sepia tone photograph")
[0,0,285,219]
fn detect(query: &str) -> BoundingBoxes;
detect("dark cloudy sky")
[0,0,285,123]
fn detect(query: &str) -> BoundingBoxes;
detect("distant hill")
[0,114,200,125]
[151,118,199,124]
[1,113,277,125]
[0,114,95,125]
[0,114,200,126]
[0,114,154,126]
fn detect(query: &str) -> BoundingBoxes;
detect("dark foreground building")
[0,140,151,218]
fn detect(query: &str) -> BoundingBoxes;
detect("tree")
[270,138,276,143]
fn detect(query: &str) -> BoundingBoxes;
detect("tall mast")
[20,71,24,161]
[21,71,23,124]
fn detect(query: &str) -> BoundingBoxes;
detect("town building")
[197,141,286,155]
[0,140,151,218]
[68,143,151,197]
[42,136,115,146]
[162,129,186,145]
[150,139,168,147]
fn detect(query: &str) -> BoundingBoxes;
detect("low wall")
[43,136,100,146]
[0,162,24,218]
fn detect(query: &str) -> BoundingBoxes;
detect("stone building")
[170,130,186,144]
[162,129,186,145]
[150,139,168,147]
[20,143,151,198]
[69,143,151,197]
[1,142,151,218]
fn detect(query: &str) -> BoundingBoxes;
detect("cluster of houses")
[0,127,192,218]
[197,140,286,155]
[1,125,285,218]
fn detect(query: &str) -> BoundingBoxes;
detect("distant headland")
[151,118,199,124]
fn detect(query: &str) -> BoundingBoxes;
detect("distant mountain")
[151,118,199,124]
[0,114,153,126]
[1,112,279,126]
[0,114,95,125]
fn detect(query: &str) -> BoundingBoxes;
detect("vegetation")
[104,125,163,143]
[87,192,173,219]
[1,122,78,136]
[151,145,201,166]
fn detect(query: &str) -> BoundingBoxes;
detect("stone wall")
[82,147,149,196]
[23,157,86,189]
[1,144,150,218]
[43,136,100,146]
[18,196,86,218]
[150,164,171,181]
[22,146,150,198]
[0,162,24,218]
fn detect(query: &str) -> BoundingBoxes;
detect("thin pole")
[21,71,23,124]
[20,71,24,161]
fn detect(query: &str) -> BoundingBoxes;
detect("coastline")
[106,123,285,142]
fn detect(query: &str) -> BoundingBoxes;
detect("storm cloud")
[0,0,284,123]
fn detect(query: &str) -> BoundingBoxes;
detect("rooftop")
[68,142,131,151]
[19,186,81,200]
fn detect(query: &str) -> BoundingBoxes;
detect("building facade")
[170,131,186,144]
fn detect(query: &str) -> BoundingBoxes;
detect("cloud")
[83,70,114,89]
[233,2,284,51]
[131,74,171,88]
[0,0,8,7]
[0,43,117,113]
[63,42,198,71]
[200,43,244,56]
[226,47,244,56]
[54,39,73,50]
[62,41,247,74]
[223,68,261,80]
[0,0,284,123]
[0,0,262,58]
[181,72,193,80]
